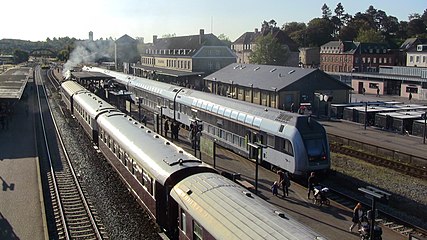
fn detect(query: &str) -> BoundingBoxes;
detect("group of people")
[271,170,291,197]
[272,170,368,234]
[164,119,180,140]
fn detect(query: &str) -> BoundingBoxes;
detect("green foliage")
[13,49,29,63]
[321,4,332,19]
[305,18,334,47]
[355,29,384,43]
[217,34,232,47]
[57,49,69,61]
[249,34,289,65]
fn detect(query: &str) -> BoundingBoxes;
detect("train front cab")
[296,116,330,176]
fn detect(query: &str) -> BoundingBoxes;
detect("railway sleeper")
[390,225,404,230]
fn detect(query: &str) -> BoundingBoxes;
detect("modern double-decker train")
[83,66,330,176]
[60,79,327,240]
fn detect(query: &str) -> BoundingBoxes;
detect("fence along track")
[36,66,107,239]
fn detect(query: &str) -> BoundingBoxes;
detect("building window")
[410,56,414,63]
[362,57,366,63]
[384,58,387,64]
[416,56,420,63]
[373,58,376,64]
[406,86,418,94]
[423,56,426,63]
[369,83,379,89]
[193,221,203,240]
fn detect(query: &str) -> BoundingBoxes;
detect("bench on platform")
[236,179,255,190]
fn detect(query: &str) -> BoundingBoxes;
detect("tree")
[422,9,427,25]
[407,18,427,36]
[282,22,307,46]
[13,49,29,63]
[321,4,332,19]
[305,18,334,46]
[249,34,289,65]
[217,34,231,47]
[282,22,306,35]
[338,25,358,41]
[57,49,69,61]
[261,20,279,34]
[355,29,384,43]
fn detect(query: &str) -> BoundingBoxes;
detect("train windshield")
[304,138,327,162]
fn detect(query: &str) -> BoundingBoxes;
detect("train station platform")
[0,76,47,239]
[126,103,406,240]
[323,93,427,160]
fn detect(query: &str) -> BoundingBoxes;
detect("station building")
[204,63,352,117]
[131,29,236,90]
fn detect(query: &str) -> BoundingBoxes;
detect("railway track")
[36,67,108,239]
[330,142,427,180]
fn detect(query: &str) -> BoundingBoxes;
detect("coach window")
[180,209,187,235]
[193,220,203,240]
[142,172,154,195]
[283,139,294,156]
[267,134,275,148]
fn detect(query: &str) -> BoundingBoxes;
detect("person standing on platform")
[307,172,317,199]
[282,171,290,197]
[164,119,170,138]
[409,92,413,103]
[376,87,380,97]
[349,202,364,232]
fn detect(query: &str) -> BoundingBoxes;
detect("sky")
[1,0,425,43]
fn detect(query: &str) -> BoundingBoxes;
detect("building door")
[358,82,364,94]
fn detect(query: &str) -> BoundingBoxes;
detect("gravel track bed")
[326,152,427,230]
[48,93,161,240]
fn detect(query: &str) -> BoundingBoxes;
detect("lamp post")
[137,97,141,122]
[423,111,426,144]
[271,87,277,108]
[213,139,217,168]
[247,142,266,195]
[229,80,234,98]
[358,186,391,240]
[364,102,368,130]
[173,87,184,121]
[212,77,217,95]
[249,83,253,103]
[158,105,165,136]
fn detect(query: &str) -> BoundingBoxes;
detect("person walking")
[307,172,317,199]
[349,202,364,232]
[282,171,290,197]
[376,87,380,97]
[409,92,413,102]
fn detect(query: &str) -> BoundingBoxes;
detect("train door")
[247,131,262,160]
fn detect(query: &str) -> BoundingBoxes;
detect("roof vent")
[154,135,160,138]
[165,141,171,145]
[233,65,240,69]
[243,191,253,198]
[146,130,152,133]
[254,67,260,71]
[274,210,286,218]
[270,68,276,72]
[288,70,295,74]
